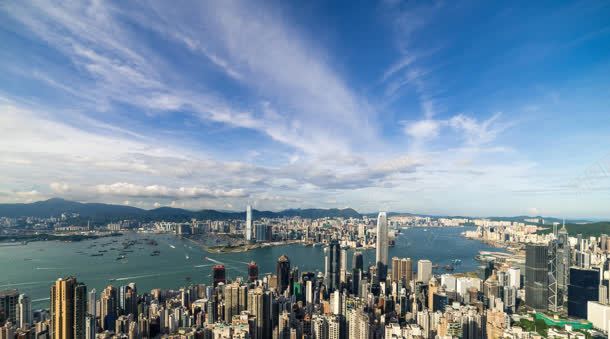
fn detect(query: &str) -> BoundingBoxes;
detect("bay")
[0,226,502,307]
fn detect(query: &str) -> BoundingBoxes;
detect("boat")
[185,254,190,260]
[444,265,455,271]
[90,253,103,257]
[169,245,176,249]
[116,255,126,260]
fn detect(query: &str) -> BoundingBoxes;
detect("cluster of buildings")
[522,224,610,332]
[5,213,610,338]
[0,213,533,338]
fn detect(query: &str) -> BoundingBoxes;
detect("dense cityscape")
[2,0,610,338]
[2,206,610,339]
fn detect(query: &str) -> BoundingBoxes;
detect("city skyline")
[1,1,610,218]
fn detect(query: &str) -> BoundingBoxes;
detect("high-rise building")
[277,255,291,294]
[248,262,259,282]
[246,205,253,241]
[306,280,314,305]
[525,244,548,310]
[375,212,389,281]
[50,277,87,339]
[0,289,19,326]
[324,241,340,292]
[100,285,118,332]
[213,265,226,287]
[568,267,599,318]
[87,289,96,319]
[223,282,245,323]
[255,224,271,243]
[507,267,520,289]
[417,260,432,283]
[124,283,137,317]
[391,257,401,283]
[100,285,117,331]
[340,248,348,284]
[85,314,95,339]
[16,294,31,330]
[247,288,267,339]
[401,258,413,285]
[352,252,363,272]
[556,224,571,304]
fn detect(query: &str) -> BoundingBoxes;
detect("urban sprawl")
[1,208,610,339]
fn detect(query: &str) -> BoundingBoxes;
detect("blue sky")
[1,1,609,217]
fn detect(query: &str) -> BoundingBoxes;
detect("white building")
[588,301,610,332]
[417,260,432,283]
[245,205,252,241]
[376,212,389,271]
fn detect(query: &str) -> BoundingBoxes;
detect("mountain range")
[0,198,361,222]
[0,198,596,226]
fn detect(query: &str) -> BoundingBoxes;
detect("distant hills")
[0,198,606,235]
[0,198,361,223]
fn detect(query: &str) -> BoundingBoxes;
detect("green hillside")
[538,222,610,238]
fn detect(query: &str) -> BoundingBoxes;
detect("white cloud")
[50,182,70,194]
[448,113,506,145]
[404,119,441,140]
[95,182,247,199]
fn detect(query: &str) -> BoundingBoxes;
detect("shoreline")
[0,232,123,244]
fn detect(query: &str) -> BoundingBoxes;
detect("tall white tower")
[246,205,253,241]
[376,212,388,280]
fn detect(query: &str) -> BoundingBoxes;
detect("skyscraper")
[401,258,413,285]
[325,241,340,292]
[277,255,291,294]
[100,285,117,332]
[340,248,348,284]
[17,294,32,329]
[247,288,267,339]
[352,252,364,295]
[568,267,599,318]
[223,282,245,323]
[392,257,401,283]
[87,289,96,319]
[375,212,388,281]
[16,294,31,329]
[0,289,19,326]
[50,277,87,339]
[525,244,548,310]
[556,223,570,304]
[352,252,363,272]
[417,260,432,283]
[246,205,253,241]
